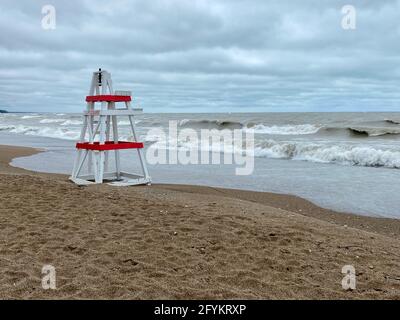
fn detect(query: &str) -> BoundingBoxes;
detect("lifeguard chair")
[70,69,151,186]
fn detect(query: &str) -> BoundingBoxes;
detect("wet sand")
[1,144,400,299]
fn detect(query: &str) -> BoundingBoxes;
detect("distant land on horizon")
[0,110,33,114]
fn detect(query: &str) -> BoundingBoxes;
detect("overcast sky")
[1,0,400,113]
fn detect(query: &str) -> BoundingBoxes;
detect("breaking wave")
[177,118,400,138]
[348,127,400,137]
[21,115,40,119]
[0,124,80,140]
[249,124,321,135]
[179,119,243,130]
[1,114,400,169]
[60,120,82,126]
[254,140,400,169]
[142,128,400,169]
[385,119,400,125]
[179,119,321,135]
[40,118,66,124]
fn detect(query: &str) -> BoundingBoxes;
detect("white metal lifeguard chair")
[70,69,151,186]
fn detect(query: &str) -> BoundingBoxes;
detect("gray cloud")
[1,0,400,112]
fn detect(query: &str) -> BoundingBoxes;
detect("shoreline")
[1,144,400,299]
[2,144,399,240]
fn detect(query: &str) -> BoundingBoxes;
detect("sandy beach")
[1,144,400,299]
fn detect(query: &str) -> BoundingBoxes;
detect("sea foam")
[254,140,400,168]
